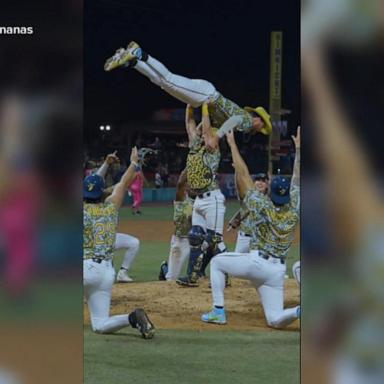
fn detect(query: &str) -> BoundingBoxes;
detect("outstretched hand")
[106,150,119,165]
[130,147,138,164]
[291,126,301,149]
[225,130,236,146]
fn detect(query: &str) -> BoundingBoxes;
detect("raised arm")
[303,45,382,236]
[96,151,119,179]
[105,147,139,208]
[185,104,197,144]
[201,102,219,151]
[175,168,188,201]
[291,126,300,189]
[226,130,254,199]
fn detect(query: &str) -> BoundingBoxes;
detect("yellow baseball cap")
[243,106,272,135]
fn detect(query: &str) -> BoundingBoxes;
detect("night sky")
[85,0,300,138]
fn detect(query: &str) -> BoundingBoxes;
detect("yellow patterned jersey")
[174,198,193,237]
[244,185,300,258]
[83,201,119,260]
[187,135,220,193]
[209,93,253,133]
[239,202,253,235]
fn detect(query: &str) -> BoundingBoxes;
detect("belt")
[197,191,211,199]
[239,231,252,237]
[92,257,104,264]
[259,252,285,264]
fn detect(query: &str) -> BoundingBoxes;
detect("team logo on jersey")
[87,183,95,191]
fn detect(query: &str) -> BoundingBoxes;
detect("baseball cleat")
[104,42,142,72]
[104,48,127,71]
[176,275,199,287]
[116,269,133,283]
[201,308,227,325]
[133,308,155,339]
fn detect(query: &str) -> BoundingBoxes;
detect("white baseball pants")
[234,231,251,253]
[134,55,218,108]
[84,259,130,333]
[165,235,190,280]
[210,250,299,328]
[192,189,226,234]
[115,233,140,270]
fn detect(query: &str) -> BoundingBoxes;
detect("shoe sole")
[176,280,199,287]
[201,319,227,325]
[104,52,136,72]
[134,308,155,339]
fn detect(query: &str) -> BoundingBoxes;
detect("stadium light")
[105,125,111,131]
[100,125,105,131]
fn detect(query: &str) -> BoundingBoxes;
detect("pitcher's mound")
[84,278,300,331]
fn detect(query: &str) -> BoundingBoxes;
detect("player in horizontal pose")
[158,168,193,281]
[104,41,272,148]
[201,128,301,328]
[95,151,140,283]
[83,147,155,338]
[228,173,269,253]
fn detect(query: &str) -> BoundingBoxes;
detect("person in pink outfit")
[129,170,144,215]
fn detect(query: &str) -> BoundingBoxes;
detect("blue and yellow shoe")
[201,307,227,325]
[104,41,142,72]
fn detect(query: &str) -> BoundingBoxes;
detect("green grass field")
[84,201,300,384]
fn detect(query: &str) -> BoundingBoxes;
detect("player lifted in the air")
[104,41,272,148]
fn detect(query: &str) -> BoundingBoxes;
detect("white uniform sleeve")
[217,115,244,138]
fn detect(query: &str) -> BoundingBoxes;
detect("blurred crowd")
[84,128,298,189]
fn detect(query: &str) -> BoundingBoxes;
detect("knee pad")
[188,226,206,248]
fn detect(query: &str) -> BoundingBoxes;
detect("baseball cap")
[254,172,269,181]
[83,174,105,200]
[243,106,272,135]
[270,176,290,205]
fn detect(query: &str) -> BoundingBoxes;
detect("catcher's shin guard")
[176,247,203,287]
[200,230,226,274]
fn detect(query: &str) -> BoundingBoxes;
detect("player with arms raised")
[83,147,155,338]
[201,128,301,328]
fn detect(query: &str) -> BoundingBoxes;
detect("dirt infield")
[84,218,300,332]
[84,278,300,331]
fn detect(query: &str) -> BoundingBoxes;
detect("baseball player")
[228,173,269,253]
[83,147,155,337]
[95,152,140,283]
[201,128,301,328]
[104,41,272,148]
[159,169,193,281]
[174,103,227,286]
